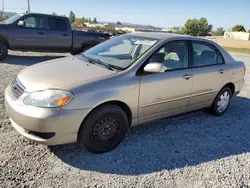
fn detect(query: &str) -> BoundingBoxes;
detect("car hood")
[18,56,117,92]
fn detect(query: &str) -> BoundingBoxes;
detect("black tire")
[78,104,129,153]
[210,87,232,116]
[0,42,8,61]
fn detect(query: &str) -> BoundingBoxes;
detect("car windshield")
[82,35,158,70]
[2,14,22,24]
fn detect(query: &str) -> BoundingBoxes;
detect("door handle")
[218,69,225,74]
[38,32,45,35]
[62,34,69,36]
[183,73,192,80]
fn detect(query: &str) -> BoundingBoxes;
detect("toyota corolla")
[5,33,245,153]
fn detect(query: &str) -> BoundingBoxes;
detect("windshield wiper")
[89,57,114,71]
[79,54,91,62]
[80,54,118,71]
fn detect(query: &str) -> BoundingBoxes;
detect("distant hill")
[98,21,162,29]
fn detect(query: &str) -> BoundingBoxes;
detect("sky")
[2,0,250,30]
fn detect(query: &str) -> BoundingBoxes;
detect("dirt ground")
[205,36,250,49]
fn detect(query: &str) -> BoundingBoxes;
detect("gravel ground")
[0,51,250,188]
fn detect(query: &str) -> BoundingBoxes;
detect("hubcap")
[93,117,119,144]
[217,91,230,113]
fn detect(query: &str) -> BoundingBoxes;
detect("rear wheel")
[0,42,8,61]
[78,104,129,153]
[210,87,232,116]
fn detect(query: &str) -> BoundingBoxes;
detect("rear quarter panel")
[215,42,245,93]
[228,61,245,93]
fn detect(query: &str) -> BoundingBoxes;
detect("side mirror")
[144,62,166,73]
[17,21,24,27]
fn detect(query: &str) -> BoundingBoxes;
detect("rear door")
[47,17,72,52]
[189,41,228,109]
[11,14,47,49]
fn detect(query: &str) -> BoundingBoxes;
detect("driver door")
[138,41,194,123]
[11,14,48,50]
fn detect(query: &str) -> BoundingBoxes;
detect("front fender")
[61,76,140,121]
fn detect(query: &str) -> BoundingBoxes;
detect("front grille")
[11,77,25,98]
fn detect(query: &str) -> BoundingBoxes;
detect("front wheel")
[210,87,232,116]
[78,104,129,153]
[0,42,8,61]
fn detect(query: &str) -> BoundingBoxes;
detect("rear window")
[48,18,68,31]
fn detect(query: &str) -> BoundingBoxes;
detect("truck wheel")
[0,42,8,61]
[78,104,129,153]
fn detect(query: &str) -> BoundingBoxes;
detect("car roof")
[24,12,66,19]
[128,32,195,40]
[128,32,217,43]
[128,32,221,46]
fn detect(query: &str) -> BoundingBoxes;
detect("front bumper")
[5,85,91,145]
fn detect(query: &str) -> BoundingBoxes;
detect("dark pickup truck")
[0,13,110,60]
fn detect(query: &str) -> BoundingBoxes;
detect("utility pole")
[27,0,30,12]
[2,0,4,12]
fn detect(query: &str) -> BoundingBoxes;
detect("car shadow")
[49,96,250,175]
[3,54,66,66]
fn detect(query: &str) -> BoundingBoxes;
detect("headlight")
[23,90,73,108]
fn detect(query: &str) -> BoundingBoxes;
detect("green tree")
[69,11,75,24]
[183,17,212,36]
[93,17,97,23]
[3,15,9,20]
[116,21,122,25]
[72,18,84,27]
[88,17,92,23]
[213,27,225,36]
[232,25,246,32]
[82,16,86,22]
[248,29,250,33]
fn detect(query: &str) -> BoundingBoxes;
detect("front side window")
[48,18,68,31]
[19,16,44,29]
[192,43,219,67]
[83,35,158,70]
[148,41,189,70]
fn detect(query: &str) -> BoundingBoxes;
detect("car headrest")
[151,53,165,63]
[201,50,216,59]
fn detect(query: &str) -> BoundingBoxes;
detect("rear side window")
[217,52,224,64]
[192,42,223,67]
[48,18,68,31]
